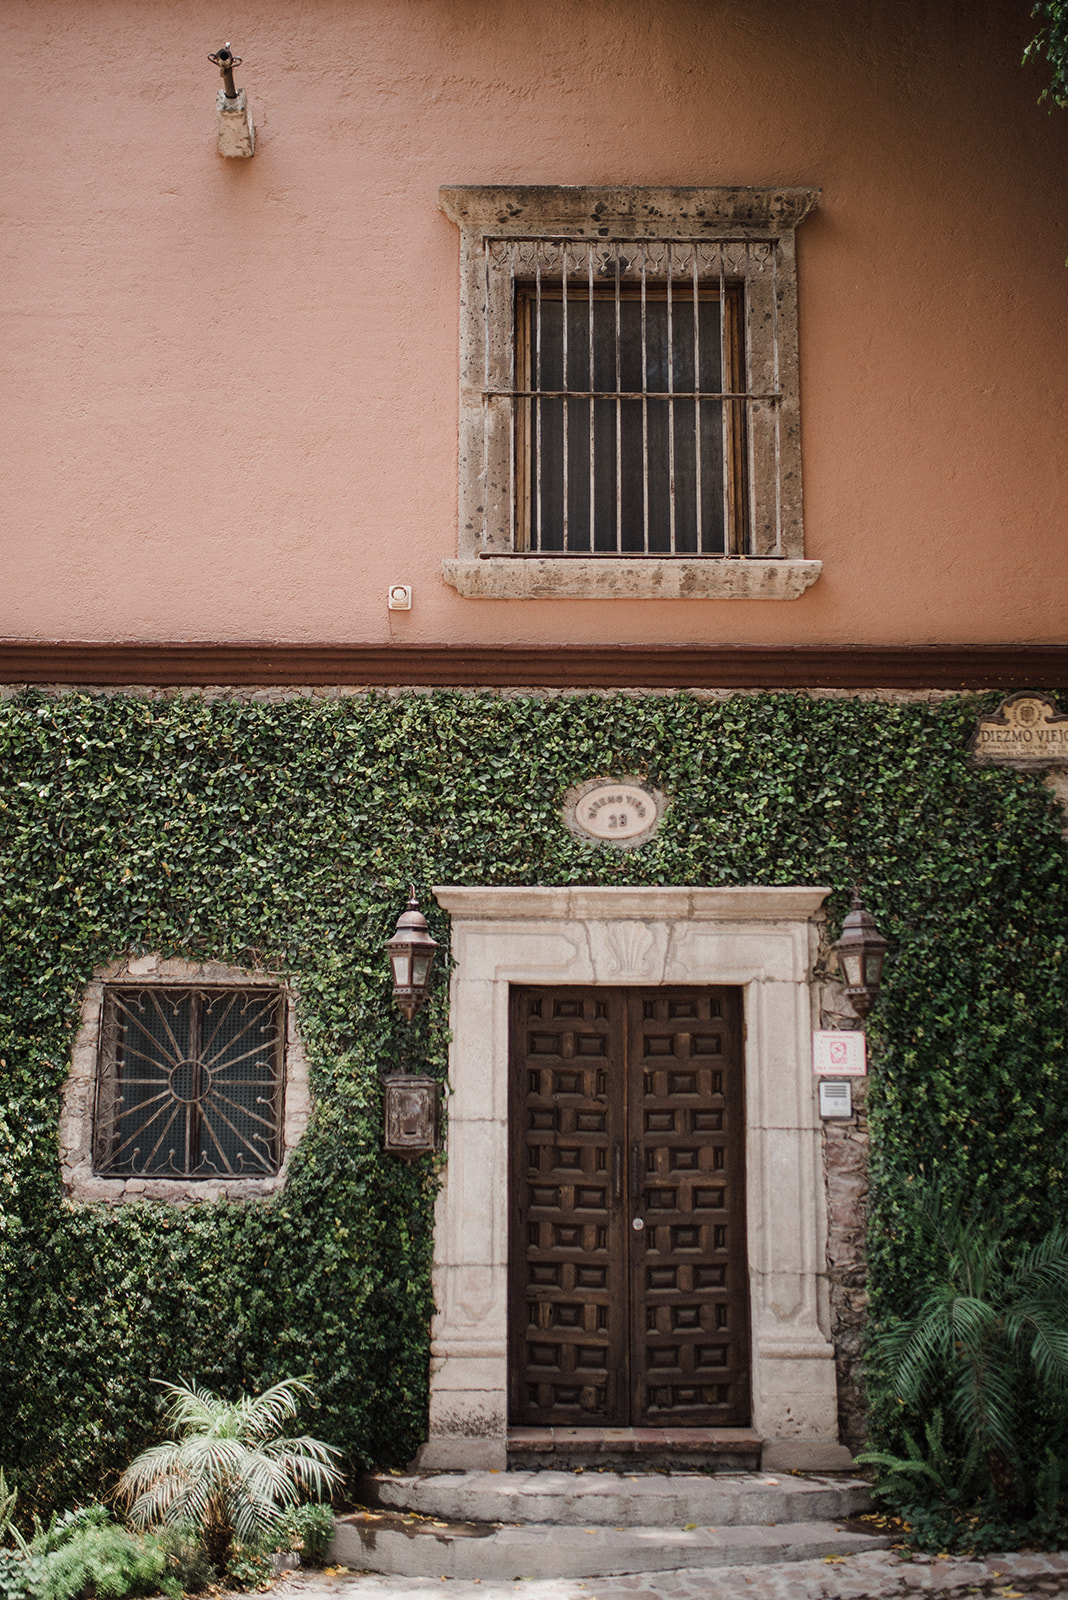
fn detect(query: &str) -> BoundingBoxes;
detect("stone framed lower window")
[61,955,312,1204]
[94,985,284,1180]
[438,185,823,601]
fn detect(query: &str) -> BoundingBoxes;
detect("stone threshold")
[507,1426,763,1470]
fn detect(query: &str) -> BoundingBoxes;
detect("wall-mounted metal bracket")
[209,45,255,157]
[216,88,255,158]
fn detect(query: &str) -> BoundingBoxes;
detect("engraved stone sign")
[971,693,1068,769]
[562,776,666,848]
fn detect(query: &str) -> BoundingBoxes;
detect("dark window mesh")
[525,294,730,556]
[94,987,285,1178]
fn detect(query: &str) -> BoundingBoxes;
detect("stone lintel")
[434,886,831,923]
[439,185,821,237]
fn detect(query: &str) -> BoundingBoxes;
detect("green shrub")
[858,1409,970,1508]
[119,1377,342,1573]
[32,1525,170,1600]
[862,1185,1068,1547]
[150,1527,216,1595]
[27,1505,111,1559]
[223,1541,276,1591]
[0,1505,175,1600]
[0,1472,24,1554]
[0,1551,43,1600]
[275,1502,334,1566]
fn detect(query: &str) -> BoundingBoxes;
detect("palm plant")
[118,1378,342,1572]
[868,1186,1068,1509]
[0,1466,30,1556]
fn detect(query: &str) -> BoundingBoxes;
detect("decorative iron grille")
[93,986,285,1179]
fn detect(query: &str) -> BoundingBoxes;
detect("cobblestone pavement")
[273,1551,1068,1600]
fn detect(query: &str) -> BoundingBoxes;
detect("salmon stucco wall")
[2,0,1066,648]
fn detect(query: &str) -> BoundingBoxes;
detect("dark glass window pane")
[523,291,732,555]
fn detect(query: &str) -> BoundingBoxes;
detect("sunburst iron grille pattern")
[93,987,285,1178]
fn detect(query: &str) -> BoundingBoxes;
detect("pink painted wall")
[2,0,1066,647]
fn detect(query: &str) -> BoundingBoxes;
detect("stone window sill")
[441,558,822,601]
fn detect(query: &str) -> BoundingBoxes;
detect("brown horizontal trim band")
[0,643,1065,691]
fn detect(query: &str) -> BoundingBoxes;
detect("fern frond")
[239,1378,313,1441]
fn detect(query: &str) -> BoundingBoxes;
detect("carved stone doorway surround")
[420,886,851,1472]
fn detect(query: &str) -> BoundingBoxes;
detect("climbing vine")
[1026,0,1068,106]
[0,688,1065,1512]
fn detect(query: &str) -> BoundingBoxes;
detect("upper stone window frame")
[60,955,312,1205]
[439,185,822,602]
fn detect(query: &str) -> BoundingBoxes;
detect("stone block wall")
[823,1079,870,1453]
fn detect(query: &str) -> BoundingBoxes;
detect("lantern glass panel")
[864,949,886,986]
[390,948,413,987]
[839,949,864,987]
[412,952,432,986]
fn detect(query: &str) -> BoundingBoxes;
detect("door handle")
[630,1140,642,1203]
[613,1141,623,1204]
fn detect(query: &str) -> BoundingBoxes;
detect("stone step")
[358,1468,873,1528]
[330,1513,891,1582]
[507,1425,763,1471]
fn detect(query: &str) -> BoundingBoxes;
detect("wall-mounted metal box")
[818,1079,853,1119]
[383,1073,440,1157]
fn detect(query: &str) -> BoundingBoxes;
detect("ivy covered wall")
[0,688,1066,1512]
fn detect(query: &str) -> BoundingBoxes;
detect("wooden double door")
[509,985,750,1428]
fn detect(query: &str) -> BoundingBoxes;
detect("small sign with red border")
[812,1031,867,1076]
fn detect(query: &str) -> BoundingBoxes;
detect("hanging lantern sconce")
[382,889,441,1157]
[385,888,440,1020]
[831,891,889,1020]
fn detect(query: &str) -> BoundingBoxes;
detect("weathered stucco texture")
[2,0,1065,646]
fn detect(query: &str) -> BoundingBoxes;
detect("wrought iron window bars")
[491,238,771,557]
[93,986,285,1179]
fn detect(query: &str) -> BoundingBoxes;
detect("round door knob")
[632,1217,645,1231]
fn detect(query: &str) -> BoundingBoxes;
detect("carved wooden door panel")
[627,988,750,1424]
[510,985,749,1428]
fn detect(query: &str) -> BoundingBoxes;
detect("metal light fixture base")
[216,88,255,157]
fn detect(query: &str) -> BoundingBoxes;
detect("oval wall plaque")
[563,776,666,849]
